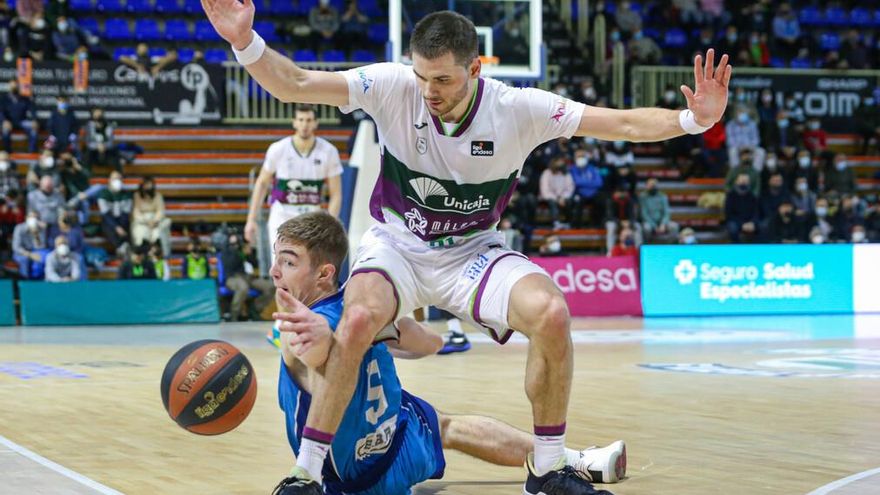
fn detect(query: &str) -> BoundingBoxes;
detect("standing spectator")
[855,94,880,155]
[496,18,530,66]
[182,237,209,280]
[538,156,575,229]
[772,3,801,60]
[44,234,82,282]
[27,175,64,228]
[766,200,803,243]
[759,172,791,236]
[97,171,132,254]
[755,89,778,145]
[628,30,662,65]
[0,151,20,199]
[51,15,80,61]
[1,79,38,153]
[309,0,340,51]
[746,32,770,67]
[569,148,604,227]
[701,120,727,177]
[20,14,51,60]
[609,225,638,257]
[724,150,760,196]
[725,109,765,170]
[615,0,642,35]
[840,30,869,70]
[640,178,678,242]
[825,153,857,196]
[12,211,48,278]
[605,188,640,252]
[15,0,43,24]
[84,108,118,170]
[117,243,156,280]
[46,96,78,153]
[724,173,760,243]
[221,233,274,321]
[131,176,171,256]
[338,0,369,56]
[802,118,827,155]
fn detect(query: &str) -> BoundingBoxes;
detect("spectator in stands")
[640,178,678,242]
[605,187,640,252]
[0,188,23,252]
[810,196,834,241]
[725,108,765,170]
[51,15,80,61]
[121,43,177,76]
[825,153,856,196]
[496,18,529,66]
[84,108,118,170]
[609,225,638,257]
[783,94,806,128]
[309,0,341,51]
[724,173,759,243]
[758,172,790,236]
[148,240,170,281]
[767,110,799,159]
[0,151,19,199]
[27,149,60,190]
[772,3,801,61]
[1,79,37,153]
[673,0,703,26]
[49,210,84,263]
[745,32,770,67]
[678,227,697,245]
[47,96,78,153]
[791,175,816,218]
[865,201,879,242]
[700,0,729,28]
[15,0,42,24]
[606,140,634,169]
[537,234,563,256]
[851,225,869,244]
[98,170,132,254]
[855,94,880,155]
[131,176,171,256]
[182,236,209,280]
[717,26,742,58]
[118,242,156,280]
[691,27,716,58]
[221,232,274,321]
[498,216,524,253]
[802,118,827,155]
[339,0,369,56]
[701,121,727,177]
[578,77,599,106]
[755,89,777,145]
[569,148,604,228]
[614,1,642,36]
[832,195,865,242]
[44,234,81,282]
[766,200,803,243]
[628,30,661,65]
[840,30,869,70]
[20,14,50,61]
[27,174,64,228]
[725,149,760,196]
[610,161,638,197]
[59,151,100,224]
[794,149,822,192]
[760,152,782,191]
[45,0,69,26]
[539,156,575,230]
[12,210,47,278]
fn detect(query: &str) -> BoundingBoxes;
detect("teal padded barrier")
[19,280,220,326]
[0,280,14,325]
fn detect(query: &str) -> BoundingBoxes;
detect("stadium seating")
[293,49,318,62]
[127,0,154,14]
[194,20,222,41]
[322,50,346,63]
[97,0,126,13]
[164,19,192,42]
[70,0,93,12]
[155,0,185,14]
[134,19,162,42]
[203,49,229,64]
[103,19,132,41]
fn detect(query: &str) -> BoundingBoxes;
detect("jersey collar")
[430,78,485,138]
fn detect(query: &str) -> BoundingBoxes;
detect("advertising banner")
[532,255,643,317]
[640,244,854,316]
[853,244,880,314]
[0,60,224,125]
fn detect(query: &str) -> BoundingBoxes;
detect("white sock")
[447,318,463,335]
[533,433,566,476]
[296,437,331,483]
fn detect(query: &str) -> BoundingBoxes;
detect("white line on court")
[806,467,880,495]
[0,434,124,495]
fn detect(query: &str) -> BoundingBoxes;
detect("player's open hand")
[273,289,331,356]
[200,0,255,50]
[680,49,732,128]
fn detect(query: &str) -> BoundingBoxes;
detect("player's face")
[412,51,480,118]
[271,241,325,307]
[292,111,318,140]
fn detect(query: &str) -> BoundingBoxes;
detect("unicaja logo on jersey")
[404,208,428,235]
[674,259,698,285]
[471,141,494,156]
[409,177,448,203]
[406,177,492,214]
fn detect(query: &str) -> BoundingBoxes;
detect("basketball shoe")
[271,467,322,495]
[571,440,627,483]
[524,453,615,495]
[437,331,471,354]
[266,321,281,350]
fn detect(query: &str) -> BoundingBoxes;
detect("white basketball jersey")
[340,63,584,247]
[262,136,343,213]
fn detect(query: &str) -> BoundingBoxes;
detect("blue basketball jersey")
[278,290,427,491]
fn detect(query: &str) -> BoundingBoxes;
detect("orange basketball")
[160,339,257,435]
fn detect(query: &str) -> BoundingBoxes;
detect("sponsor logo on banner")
[532,255,642,317]
[672,258,815,303]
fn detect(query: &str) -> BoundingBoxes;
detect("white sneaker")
[572,440,626,483]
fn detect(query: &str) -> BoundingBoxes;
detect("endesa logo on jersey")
[532,255,643,317]
[471,140,494,156]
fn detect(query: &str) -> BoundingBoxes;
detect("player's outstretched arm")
[575,49,731,142]
[385,317,443,359]
[201,0,349,106]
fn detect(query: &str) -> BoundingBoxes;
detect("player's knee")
[532,292,571,340]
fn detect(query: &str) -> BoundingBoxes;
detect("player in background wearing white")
[201,1,731,493]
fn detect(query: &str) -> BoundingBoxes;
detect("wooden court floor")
[1,316,879,495]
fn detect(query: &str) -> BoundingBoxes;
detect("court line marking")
[806,467,880,495]
[0,434,124,495]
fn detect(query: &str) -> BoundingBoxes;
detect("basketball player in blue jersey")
[269,212,621,495]
[202,1,731,493]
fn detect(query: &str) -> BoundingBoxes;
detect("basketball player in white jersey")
[244,104,343,257]
[202,2,731,493]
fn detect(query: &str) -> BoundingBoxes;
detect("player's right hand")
[200,0,255,50]
[273,289,331,356]
[243,219,256,244]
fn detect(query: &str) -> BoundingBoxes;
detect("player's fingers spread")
[680,85,695,104]
[693,54,703,83]
[723,65,733,86]
[273,313,304,326]
[715,54,729,82]
[704,49,715,80]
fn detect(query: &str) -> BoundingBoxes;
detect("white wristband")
[232,30,266,66]
[679,109,712,135]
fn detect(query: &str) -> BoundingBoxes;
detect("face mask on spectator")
[575,157,588,168]
[798,156,811,168]
[56,243,70,257]
[786,100,796,109]
[547,240,561,253]
[33,18,45,30]
[664,90,675,102]
[319,0,330,6]
[0,161,8,172]
[811,235,824,244]
[853,231,866,243]
[39,156,54,169]
[613,141,625,150]
[58,102,68,112]
[796,182,808,192]
[610,31,620,42]
[777,118,789,128]
[109,178,123,192]
[58,21,68,32]
[809,121,820,130]
[836,161,847,171]
[865,98,876,106]
[766,158,777,170]
[762,94,773,104]
[683,235,696,244]
[582,87,596,100]
[816,206,828,217]
[633,31,643,41]
[2,51,12,63]
[737,113,749,123]
[26,217,38,230]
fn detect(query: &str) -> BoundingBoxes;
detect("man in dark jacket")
[725,173,760,243]
[221,232,274,321]
[0,80,37,152]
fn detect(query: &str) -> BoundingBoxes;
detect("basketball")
[160,339,257,435]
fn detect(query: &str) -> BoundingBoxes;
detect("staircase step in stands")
[116,128,353,153]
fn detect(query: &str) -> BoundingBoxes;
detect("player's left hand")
[681,48,732,127]
[273,289,331,356]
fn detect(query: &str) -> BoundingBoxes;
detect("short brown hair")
[276,212,348,279]
[294,103,316,117]
[410,11,479,66]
